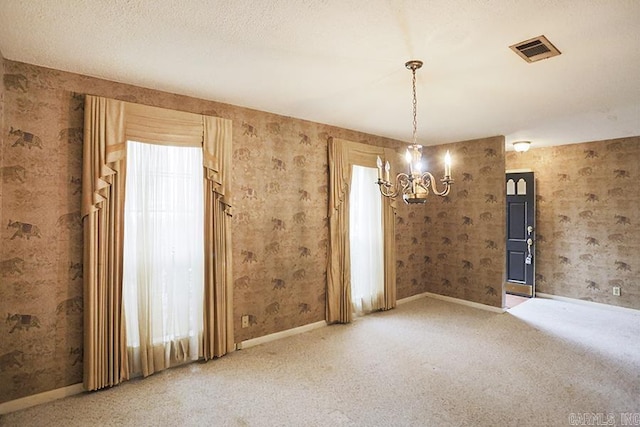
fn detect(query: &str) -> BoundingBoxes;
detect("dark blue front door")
[506,172,535,296]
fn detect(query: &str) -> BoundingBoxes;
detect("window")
[349,165,385,314]
[83,96,233,389]
[122,140,204,373]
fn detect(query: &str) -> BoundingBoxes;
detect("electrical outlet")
[241,315,249,328]
[612,286,621,296]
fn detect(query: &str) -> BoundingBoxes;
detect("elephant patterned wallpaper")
[506,137,640,310]
[232,118,329,339]
[395,137,506,307]
[1,50,5,224]
[1,61,86,403]
[0,59,413,403]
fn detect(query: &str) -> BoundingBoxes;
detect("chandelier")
[376,60,453,204]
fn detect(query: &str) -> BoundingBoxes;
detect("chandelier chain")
[412,66,417,145]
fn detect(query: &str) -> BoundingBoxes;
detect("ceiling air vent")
[510,35,561,63]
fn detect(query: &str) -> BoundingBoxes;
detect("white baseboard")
[398,291,506,313]
[237,320,328,350]
[397,292,431,305]
[536,292,639,314]
[0,383,84,415]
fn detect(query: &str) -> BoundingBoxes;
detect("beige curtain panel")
[326,138,397,324]
[82,97,128,391]
[202,117,234,359]
[82,96,233,391]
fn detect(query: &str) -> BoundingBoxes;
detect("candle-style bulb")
[444,150,452,177]
[376,156,383,180]
[384,161,390,182]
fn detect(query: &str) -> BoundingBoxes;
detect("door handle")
[526,238,533,264]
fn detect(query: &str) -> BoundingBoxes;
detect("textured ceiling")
[1,0,639,149]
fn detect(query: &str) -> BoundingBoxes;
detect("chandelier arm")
[377,173,412,199]
[419,172,452,196]
[376,179,399,198]
[377,182,398,198]
[397,173,411,186]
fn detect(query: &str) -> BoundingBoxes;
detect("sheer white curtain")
[123,140,204,376]
[349,165,384,315]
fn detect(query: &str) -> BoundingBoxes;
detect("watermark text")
[568,413,640,426]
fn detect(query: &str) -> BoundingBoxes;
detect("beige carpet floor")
[1,296,638,427]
